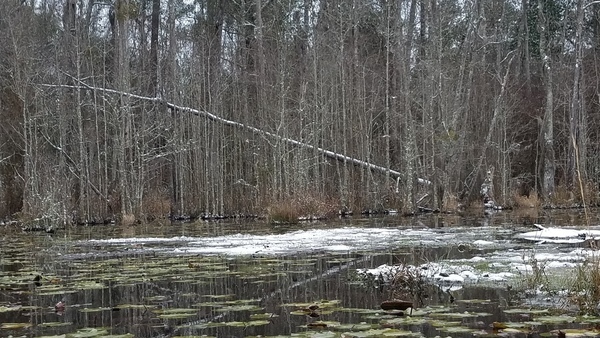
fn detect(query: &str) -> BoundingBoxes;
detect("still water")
[1,209,599,337]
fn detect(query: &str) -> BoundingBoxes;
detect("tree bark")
[538,0,555,199]
[568,0,584,187]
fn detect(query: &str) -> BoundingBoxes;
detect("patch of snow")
[473,240,495,246]
[510,263,533,273]
[545,261,578,268]
[81,226,513,257]
[482,272,515,281]
[515,226,600,244]
[460,270,479,282]
[89,236,195,244]
[435,273,464,284]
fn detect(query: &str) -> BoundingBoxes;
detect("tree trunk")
[149,0,160,96]
[568,0,584,187]
[538,0,555,199]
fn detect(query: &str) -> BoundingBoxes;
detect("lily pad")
[437,326,476,333]
[341,328,423,337]
[38,321,73,327]
[543,328,600,337]
[1,322,33,329]
[154,308,197,314]
[335,323,377,331]
[504,308,550,314]
[249,312,279,320]
[202,294,235,299]
[534,315,577,324]
[65,327,109,338]
[157,313,197,319]
[79,307,113,313]
[225,320,271,327]
[214,304,263,312]
[177,322,226,330]
[73,281,106,290]
[429,311,492,319]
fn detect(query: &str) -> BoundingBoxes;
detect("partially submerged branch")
[40,83,432,186]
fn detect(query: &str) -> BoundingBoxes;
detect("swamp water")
[2,210,600,337]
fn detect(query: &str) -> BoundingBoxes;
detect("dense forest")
[0,0,599,224]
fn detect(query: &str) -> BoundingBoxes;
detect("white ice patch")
[515,225,600,243]
[82,226,507,256]
[86,227,407,255]
[89,236,195,244]
[473,240,495,246]
[358,262,479,291]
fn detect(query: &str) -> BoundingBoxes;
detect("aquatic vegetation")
[2,214,600,337]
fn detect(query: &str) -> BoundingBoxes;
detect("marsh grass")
[120,213,136,226]
[512,192,541,208]
[512,251,600,315]
[267,201,300,224]
[441,193,460,212]
[569,258,600,315]
[389,265,429,307]
[548,182,599,207]
[143,190,171,220]
[266,194,338,223]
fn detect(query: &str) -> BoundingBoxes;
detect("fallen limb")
[39,83,431,185]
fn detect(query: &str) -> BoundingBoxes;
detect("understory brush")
[389,265,429,307]
[516,252,600,315]
[512,191,541,208]
[266,194,337,223]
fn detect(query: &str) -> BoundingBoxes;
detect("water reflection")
[0,209,599,337]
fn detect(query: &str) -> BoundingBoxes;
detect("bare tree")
[538,0,556,199]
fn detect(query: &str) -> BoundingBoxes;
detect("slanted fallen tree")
[40,83,431,186]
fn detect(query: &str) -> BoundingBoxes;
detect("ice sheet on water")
[83,226,508,256]
[514,225,600,243]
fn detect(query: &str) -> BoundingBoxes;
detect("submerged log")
[380,300,413,311]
